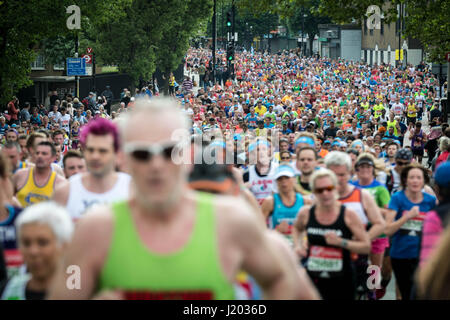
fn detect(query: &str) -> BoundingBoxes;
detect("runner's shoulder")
[75,204,114,240]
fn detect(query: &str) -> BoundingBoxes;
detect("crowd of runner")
[0,46,449,300]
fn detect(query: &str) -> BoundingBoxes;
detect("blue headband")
[295,136,315,147]
[248,140,270,152]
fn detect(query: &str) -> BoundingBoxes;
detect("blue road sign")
[67,58,86,76]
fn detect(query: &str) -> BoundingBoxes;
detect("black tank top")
[305,205,353,279]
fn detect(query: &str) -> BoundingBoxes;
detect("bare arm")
[385,207,419,237]
[233,201,301,299]
[325,208,371,254]
[265,230,320,300]
[12,169,28,194]
[261,196,274,221]
[47,206,113,299]
[292,206,310,258]
[361,189,386,240]
[52,181,70,206]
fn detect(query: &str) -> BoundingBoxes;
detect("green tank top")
[99,192,235,300]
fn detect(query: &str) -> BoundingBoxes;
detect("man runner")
[53,118,131,220]
[48,98,301,300]
[13,141,66,207]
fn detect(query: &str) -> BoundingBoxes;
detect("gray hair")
[324,151,352,171]
[309,168,338,191]
[15,202,74,246]
[440,136,450,152]
[4,141,21,153]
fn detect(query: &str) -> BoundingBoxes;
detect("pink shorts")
[371,238,389,254]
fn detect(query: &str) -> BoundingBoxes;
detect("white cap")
[274,165,296,180]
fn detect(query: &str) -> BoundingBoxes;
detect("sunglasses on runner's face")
[314,185,335,194]
[124,142,178,162]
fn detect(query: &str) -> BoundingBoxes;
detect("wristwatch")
[341,239,348,248]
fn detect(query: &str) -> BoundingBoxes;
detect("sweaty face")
[356,163,374,181]
[277,176,294,193]
[83,134,116,177]
[64,157,87,179]
[53,134,64,146]
[313,176,337,207]
[19,223,62,281]
[328,164,350,193]
[297,149,316,175]
[35,146,55,169]
[6,133,17,142]
[407,168,425,193]
[4,147,20,171]
[387,145,398,158]
[124,110,189,212]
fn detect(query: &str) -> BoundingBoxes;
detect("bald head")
[119,97,190,143]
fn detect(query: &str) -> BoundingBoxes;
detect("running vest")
[1,274,31,300]
[66,172,132,220]
[248,164,278,205]
[339,187,368,226]
[0,205,23,278]
[16,168,57,208]
[99,192,235,300]
[305,205,353,279]
[270,193,304,244]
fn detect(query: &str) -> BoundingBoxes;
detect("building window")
[380,22,384,35]
[31,54,45,70]
[53,61,65,71]
[364,19,367,35]
[370,28,373,36]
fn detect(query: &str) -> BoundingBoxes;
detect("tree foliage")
[0,0,73,104]
[237,0,450,63]
[156,0,213,95]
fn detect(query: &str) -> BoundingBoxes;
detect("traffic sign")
[446,52,450,62]
[67,57,86,76]
[86,47,93,54]
[82,54,92,64]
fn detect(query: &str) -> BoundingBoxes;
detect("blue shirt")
[0,123,8,135]
[388,190,436,259]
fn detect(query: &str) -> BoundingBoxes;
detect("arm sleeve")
[388,192,400,213]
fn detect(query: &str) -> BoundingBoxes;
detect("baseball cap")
[434,162,450,187]
[274,165,296,180]
[395,148,413,161]
[323,140,331,144]
[189,162,236,194]
[355,156,374,167]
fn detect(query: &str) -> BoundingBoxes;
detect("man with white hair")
[49,97,302,300]
[0,202,73,300]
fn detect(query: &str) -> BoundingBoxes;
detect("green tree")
[286,0,331,55]
[156,0,213,95]
[237,0,450,63]
[0,0,73,105]
[0,0,132,105]
[90,0,186,90]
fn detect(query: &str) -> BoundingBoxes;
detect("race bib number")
[307,245,343,273]
[400,211,426,237]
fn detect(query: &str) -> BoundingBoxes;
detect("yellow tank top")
[17,167,57,208]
